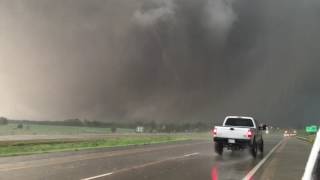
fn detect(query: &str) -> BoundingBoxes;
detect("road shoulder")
[254,137,312,180]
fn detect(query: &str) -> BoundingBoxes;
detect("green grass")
[296,129,316,143]
[0,123,134,135]
[0,135,190,156]
[0,123,210,157]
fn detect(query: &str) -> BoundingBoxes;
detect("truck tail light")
[247,130,253,138]
[212,128,217,136]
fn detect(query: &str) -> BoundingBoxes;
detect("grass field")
[0,123,134,135]
[296,129,316,143]
[0,135,193,157]
[0,124,292,157]
[0,123,211,157]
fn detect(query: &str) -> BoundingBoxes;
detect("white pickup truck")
[212,116,266,157]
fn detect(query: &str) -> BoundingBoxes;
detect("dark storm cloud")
[0,0,320,127]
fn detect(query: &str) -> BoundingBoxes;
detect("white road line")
[81,172,113,180]
[242,139,284,180]
[80,152,200,180]
[183,152,200,157]
[0,142,206,172]
[302,130,320,180]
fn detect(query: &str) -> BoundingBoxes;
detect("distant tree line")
[0,117,8,125]
[7,118,211,132]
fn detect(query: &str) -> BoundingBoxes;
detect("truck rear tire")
[250,140,257,158]
[215,142,223,155]
[259,140,264,153]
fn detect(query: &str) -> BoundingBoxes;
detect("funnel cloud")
[0,0,320,127]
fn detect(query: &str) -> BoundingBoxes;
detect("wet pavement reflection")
[210,150,263,180]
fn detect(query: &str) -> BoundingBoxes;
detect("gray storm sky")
[0,0,320,127]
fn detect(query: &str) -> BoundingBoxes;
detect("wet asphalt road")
[0,134,308,180]
[253,137,312,180]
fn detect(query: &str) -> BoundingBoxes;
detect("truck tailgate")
[215,126,250,139]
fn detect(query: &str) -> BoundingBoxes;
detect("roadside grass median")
[0,135,192,157]
[296,130,316,143]
[296,134,316,143]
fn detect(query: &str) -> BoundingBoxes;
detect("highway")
[0,134,311,180]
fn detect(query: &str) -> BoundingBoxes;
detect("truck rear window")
[224,118,254,127]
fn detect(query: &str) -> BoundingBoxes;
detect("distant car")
[212,116,266,158]
[283,130,296,137]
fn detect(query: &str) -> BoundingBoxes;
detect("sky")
[0,0,320,127]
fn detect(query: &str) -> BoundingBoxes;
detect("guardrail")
[297,136,312,143]
[302,130,320,180]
